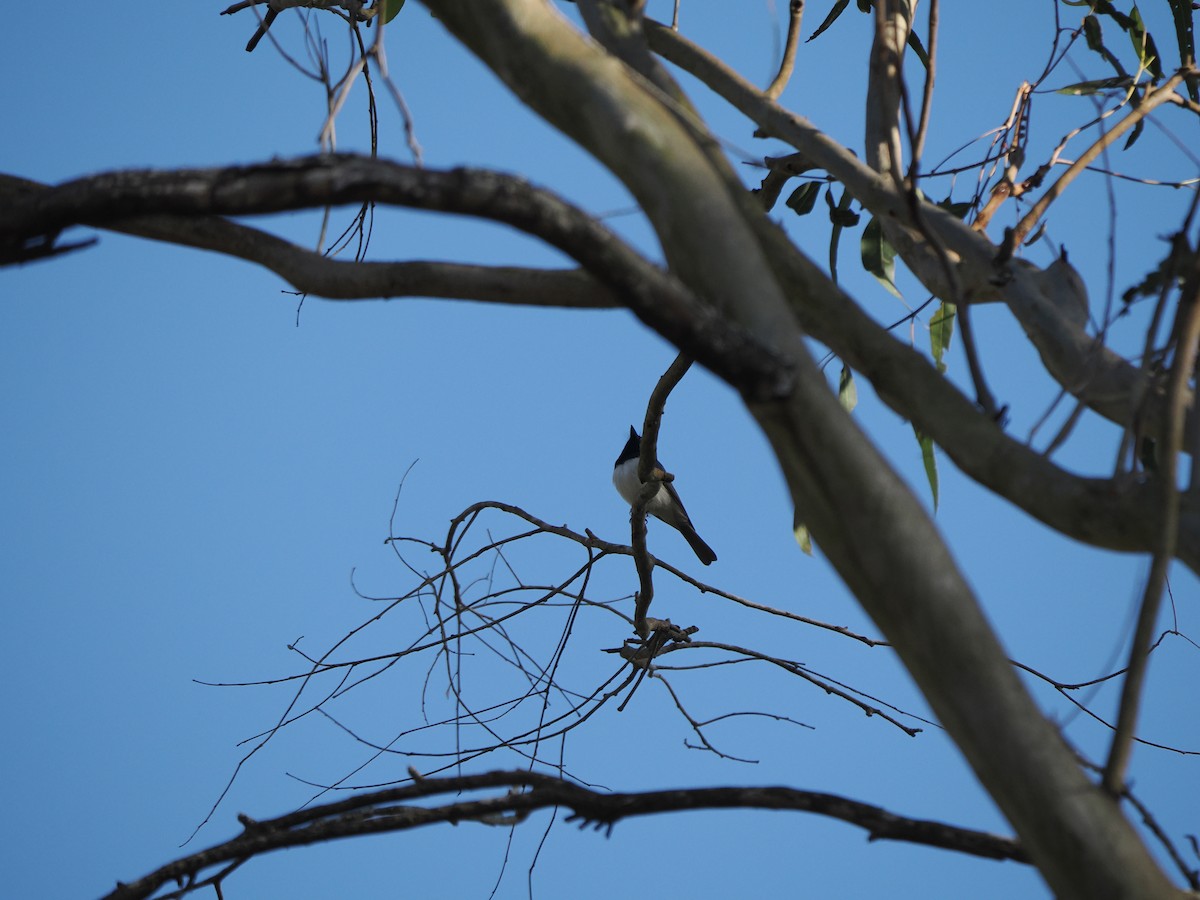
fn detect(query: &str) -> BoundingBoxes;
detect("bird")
[613,426,717,565]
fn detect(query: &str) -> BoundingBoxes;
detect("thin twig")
[765,0,805,100]
[1103,241,1200,793]
[1010,70,1189,248]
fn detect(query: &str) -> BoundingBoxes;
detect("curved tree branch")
[101,769,1027,900]
[0,160,785,394]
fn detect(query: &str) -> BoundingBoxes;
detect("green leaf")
[860,216,902,299]
[913,425,939,511]
[1128,5,1164,80]
[1166,0,1199,102]
[1123,118,1145,150]
[838,364,857,412]
[1083,14,1104,51]
[807,0,850,42]
[929,301,955,374]
[381,0,405,25]
[785,182,822,216]
[825,187,858,285]
[825,186,860,228]
[792,505,813,555]
[1056,76,1132,95]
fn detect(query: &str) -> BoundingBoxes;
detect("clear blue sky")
[3,2,1197,898]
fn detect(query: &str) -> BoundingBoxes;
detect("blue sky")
[3,2,1198,898]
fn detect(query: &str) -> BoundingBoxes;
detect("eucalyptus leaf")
[825,187,858,285]
[839,364,857,412]
[860,216,902,299]
[786,182,822,216]
[382,0,405,24]
[807,0,850,42]
[913,425,939,511]
[1167,0,1199,102]
[1128,5,1164,79]
[1056,76,1132,95]
[793,503,814,556]
[930,301,955,374]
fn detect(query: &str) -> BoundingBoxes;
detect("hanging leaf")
[860,216,902,299]
[1123,118,1145,150]
[1086,1,1134,30]
[1083,13,1104,51]
[786,182,823,216]
[930,301,955,374]
[1128,5,1164,80]
[825,187,859,285]
[825,186,860,227]
[1166,0,1199,102]
[381,0,406,24]
[793,512,814,556]
[839,364,857,412]
[807,0,850,42]
[1081,12,1130,76]
[913,425,939,511]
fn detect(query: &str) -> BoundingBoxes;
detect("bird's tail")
[679,522,717,566]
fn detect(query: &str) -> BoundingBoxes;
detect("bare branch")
[102,769,1028,900]
[764,0,805,100]
[0,160,787,394]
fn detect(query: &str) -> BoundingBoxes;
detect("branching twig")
[1010,70,1190,249]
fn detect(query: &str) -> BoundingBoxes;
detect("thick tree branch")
[3,176,1196,574]
[102,769,1027,900]
[0,173,620,307]
[0,161,786,394]
[865,0,910,186]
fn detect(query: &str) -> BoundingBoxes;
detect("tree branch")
[631,353,693,634]
[102,769,1027,900]
[0,160,786,395]
[764,0,804,100]
[643,19,1196,443]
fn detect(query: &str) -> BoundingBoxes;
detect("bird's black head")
[615,426,641,466]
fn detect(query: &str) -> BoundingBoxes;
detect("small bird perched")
[613,426,717,566]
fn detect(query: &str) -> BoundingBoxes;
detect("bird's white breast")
[613,458,669,514]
